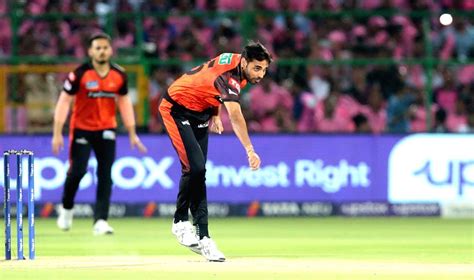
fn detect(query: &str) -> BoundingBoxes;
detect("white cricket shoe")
[199,237,226,262]
[57,206,73,231]
[171,221,199,247]
[189,245,202,255]
[93,219,114,235]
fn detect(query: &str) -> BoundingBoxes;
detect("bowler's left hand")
[210,116,224,134]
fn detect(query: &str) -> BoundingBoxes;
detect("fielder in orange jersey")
[52,33,147,235]
[160,42,272,262]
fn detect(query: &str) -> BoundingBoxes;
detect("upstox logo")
[0,156,174,200]
[388,134,474,203]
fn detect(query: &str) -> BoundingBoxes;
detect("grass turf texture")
[0,217,472,280]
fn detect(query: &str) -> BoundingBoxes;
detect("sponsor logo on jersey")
[86,80,99,90]
[87,91,116,98]
[228,78,241,92]
[218,53,233,65]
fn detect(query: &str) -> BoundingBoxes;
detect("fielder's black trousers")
[62,128,116,222]
[159,95,212,226]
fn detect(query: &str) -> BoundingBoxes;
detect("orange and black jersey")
[63,63,127,131]
[168,53,247,112]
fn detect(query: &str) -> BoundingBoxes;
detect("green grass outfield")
[0,217,473,280]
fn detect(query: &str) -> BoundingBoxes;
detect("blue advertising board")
[1,134,472,206]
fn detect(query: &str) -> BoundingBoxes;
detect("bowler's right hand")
[248,151,261,170]
[52,135,64,155]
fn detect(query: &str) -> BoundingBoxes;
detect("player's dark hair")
[88,32,112,47]
[241,41,273,64]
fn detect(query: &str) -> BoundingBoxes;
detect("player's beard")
[95,53,109,65]
[95,58,108,65]
[243,66,260,84]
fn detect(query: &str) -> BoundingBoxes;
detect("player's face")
[242,58,269,84]
[88,38,113,64]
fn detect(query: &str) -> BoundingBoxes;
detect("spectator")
[434,68,459,113]
[314,86,354,133]
[366,48,404,98]
[431,108,450,133]
[359,83,387,133]
[213,18,241,54]
[248,75,294,132]
[386,84,416,133]
[409,89,438,132]
[287,75,310,124]
[352,113,372,133]
[446,96,468,132]
[308,67,331,104]
[148,67,172,133]
[439,18,474,61]
[461,107,474,133]
[141,0,170,12]
[345,67,369,105]
[6,1,474,135]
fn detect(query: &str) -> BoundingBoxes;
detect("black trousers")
[62,128,116,222]
[159,96,212,226]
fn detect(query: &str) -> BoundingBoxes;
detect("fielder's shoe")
[93,219,114,235]
[199,237,226,262]
[56,206,73,231]
[171,221,199,248]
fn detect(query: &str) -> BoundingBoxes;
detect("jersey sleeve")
[62,68,83,95]
[118,72,128,95]
[214,72,241,103]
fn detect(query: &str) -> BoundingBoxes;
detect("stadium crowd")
[1,0,474,133]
